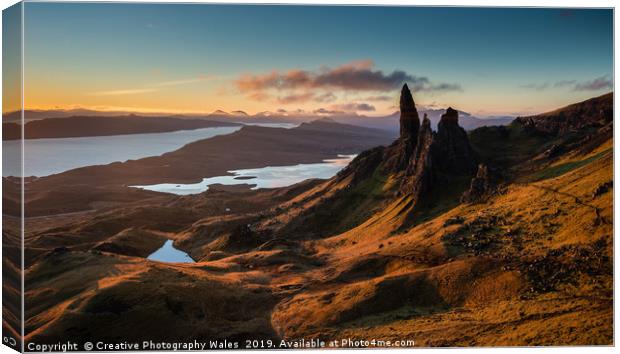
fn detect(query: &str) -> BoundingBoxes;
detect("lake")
[2,123,297,177]
[148,240,195,263]
[131,154,356,195]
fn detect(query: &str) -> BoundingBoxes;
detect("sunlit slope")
[272,136,612,345]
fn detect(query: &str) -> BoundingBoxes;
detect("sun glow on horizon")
[4,4,611,119]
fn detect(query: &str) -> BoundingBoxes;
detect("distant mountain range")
[328,110,514,132]
[3,108,514,133]
[2,115,240,140]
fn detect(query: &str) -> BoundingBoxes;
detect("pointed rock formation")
[399,107,478,205]
[262,84,482,236]
[399,84,420,141]
[401,114,435,198]
[433,107,478,175]
[383,84,421,172]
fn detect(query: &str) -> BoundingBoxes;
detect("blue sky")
[18,3,613,116]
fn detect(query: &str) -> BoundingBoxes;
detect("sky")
[7,3,614,117]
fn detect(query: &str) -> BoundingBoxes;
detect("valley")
[3,87,613,347]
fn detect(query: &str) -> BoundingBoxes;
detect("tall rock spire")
[399,108,478,206]
[434,107,477,175]
[399,83,420,140]
[383,83,422,173]
[401,113,435,198]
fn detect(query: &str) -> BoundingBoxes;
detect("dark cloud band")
[237,60,461,95]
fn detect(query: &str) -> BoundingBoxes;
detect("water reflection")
[132,154,356,195]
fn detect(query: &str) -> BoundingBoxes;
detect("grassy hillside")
[20,93,613,346]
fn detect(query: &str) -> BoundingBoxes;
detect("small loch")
[131,154,356,195]
[147,240,195,263]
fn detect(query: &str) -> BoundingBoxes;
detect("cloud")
[574,76,613,91]
[520,80,575,91]
[88,76,210,96]
[236,60,460,93]
[519,82,550,91]
[248,92,272,101]
[314,108,345,115]
[249,91,336,105]
[425,83,463,92]
[331,102,376,112]
[364,95,393,102]
[236,70,311,91]
[151,77,209,87]
[315,92,337,103]
[553,80,576,87]
[88,88,159,96]
[520,76,611,92]
[277,92,315,104]
[313,60,412,91]
[401,77,463,93]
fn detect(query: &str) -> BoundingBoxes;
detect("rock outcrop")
[460,164,502,204]
[401,115,435,198]
[433,107,477,175]
[297,83,478,226]
[399,83,420,141]
[395,87,477,204]
[383,84,421,172]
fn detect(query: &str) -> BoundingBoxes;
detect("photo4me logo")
[273,338,415,348]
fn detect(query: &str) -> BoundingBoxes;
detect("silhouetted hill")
[516,92,612,135]
[3,107,513,135]
[2,115,241,140]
